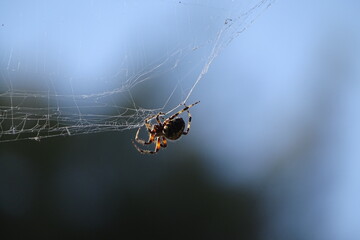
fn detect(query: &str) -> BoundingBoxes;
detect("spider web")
[0,0,274,142]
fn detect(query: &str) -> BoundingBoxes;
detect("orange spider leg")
[161,137,168,148]
[132,137,162,154]
[134,127,155,145]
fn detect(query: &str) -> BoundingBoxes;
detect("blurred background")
[0,0,359,239]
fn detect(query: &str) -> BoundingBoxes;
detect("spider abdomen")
[163,118,185,140]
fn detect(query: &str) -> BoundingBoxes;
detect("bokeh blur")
[0,0,359,239]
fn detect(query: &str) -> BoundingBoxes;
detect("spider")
[132,101,200,154]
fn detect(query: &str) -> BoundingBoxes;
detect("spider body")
[163,118,185,140]
[132,101,199,154]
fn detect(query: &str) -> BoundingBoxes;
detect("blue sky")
[200,1,360,238]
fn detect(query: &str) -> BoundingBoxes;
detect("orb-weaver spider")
[132,101,200,154]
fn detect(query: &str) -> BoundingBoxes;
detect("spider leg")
[160,137,168,148]
[134,127,155,145]
[144,115,155,133]
[167,101,200,121]
[144,112,165,131]
[132,137,162,154]
[182,110,192,135]
[155,112,166,125]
